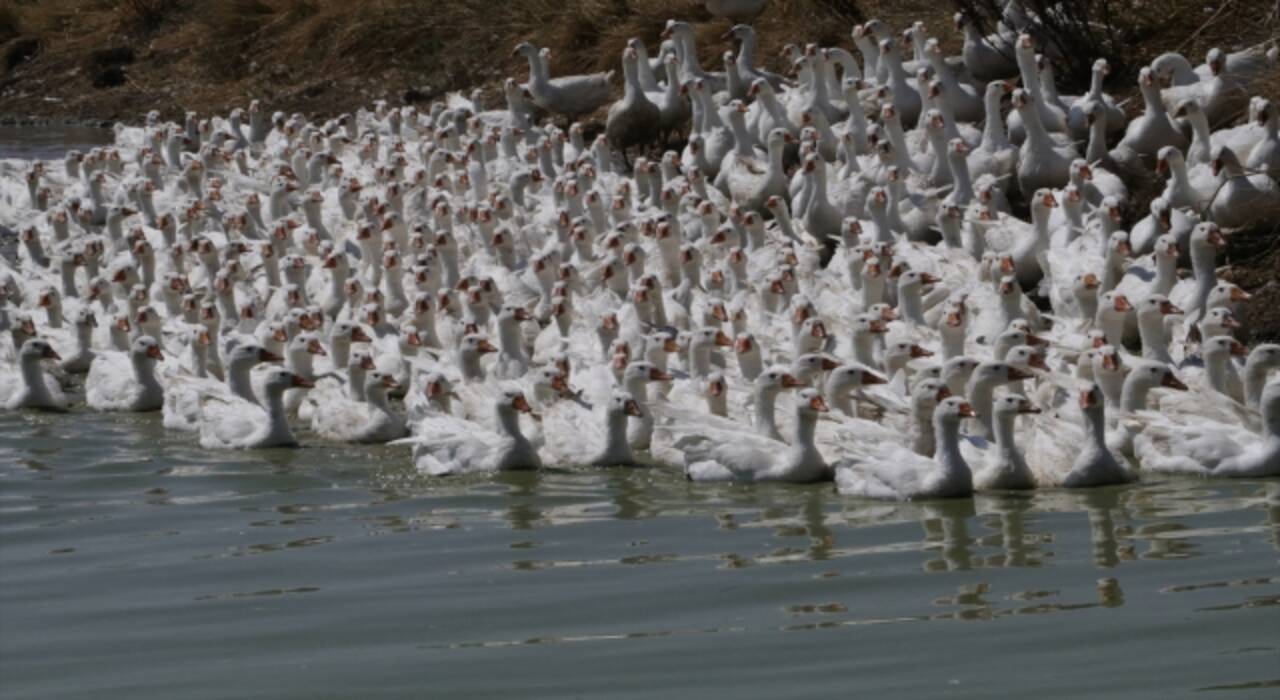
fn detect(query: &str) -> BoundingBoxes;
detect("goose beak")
[382,375,399,390]
[351,327,373,343]
[1028,354,1049,370]
[863,371,888,385]
[1079,390,1098,409]
[1113,295,1133,312]
[1229,340,1249,357]
[957,402,977,418]
[1008,366,1034,381]
[308,340,328,355]
[1230,287,1252,302]
[292,375,315,389]
[624,399,644,417]
[477,339,498,354]
[708,381,725,398]
[42,346,62,360]
[1160,301,1183,316]
[809,395,830,413]
[910,345,933,358]
[259,349,283,363]
[512,394,533,413]
[649,368,673,382]
[1018,401,1042,415]
[809,323,827,339]
[781,373,806,388]
[1161,373,1187,391]
[1101,353,1119,371]
[714,330,734,347]
[426,380,444,398]
[146,345,165,360]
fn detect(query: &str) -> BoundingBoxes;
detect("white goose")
[1135,379,1280,478]
[544,390,646,467]
[835,396,977,500]
[1,339,68,412]
[675,388,832,483]
[970,394,1041,490]
[85,335,165,412]
[198,368,313,449]
[399,387,542,476]
[310,370,408,444]
[1028,383,1135,488]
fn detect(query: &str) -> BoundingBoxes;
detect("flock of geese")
[2,3,1279,500]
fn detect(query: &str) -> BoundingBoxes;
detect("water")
[0,126,113,161]
[1,409,1278,698]
[1,134,1278,696]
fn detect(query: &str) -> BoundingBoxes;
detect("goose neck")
[753,386,782,439]
[131,354,163,394]
[933,416,968,474]
[993,410,1018,450]
[20,354,51,401]
[1153,254,1176,296]
[496,404,525,440]
[227,359,258,403]
[793,407,819,449]
[1120,377,1152,412]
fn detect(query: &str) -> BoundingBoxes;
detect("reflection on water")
[1,409,1278,698]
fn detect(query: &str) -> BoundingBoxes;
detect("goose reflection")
[919,498,977,572]
[976,493,1039,568]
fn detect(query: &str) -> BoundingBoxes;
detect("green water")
[1,409,1277,698]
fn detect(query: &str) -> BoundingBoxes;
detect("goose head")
[609,390,645,419]
[792,353,839,384]
[20,338,61,364]
[1206,282,1251,311]
[1209,145,1243,179]
[704,371,728,416]
[757,366,806,394]
[934,396,978,431]
[796,387,831,420]
[825,363,887,397]
[993,394,1040,421]
[1203,336,1249,365]
[967,362,1034,404]
[942,356,980,395]
[263,367,314,395]
[364,371,398,402]
[228,341,282,366]
[1004,345,1048,373]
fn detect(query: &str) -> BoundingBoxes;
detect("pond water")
[0,125,114,161]
[1,408,1277,698]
